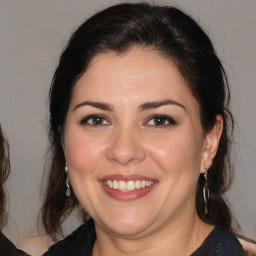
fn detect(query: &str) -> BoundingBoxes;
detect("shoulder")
[0,232,30,256]
[43,219,95,256]
[192,227,245,256]
[216,228,245,255]
[238,237,256,256]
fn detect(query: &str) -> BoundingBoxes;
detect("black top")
[191,227,245,256]
[43,219,245,256]
[0,232,30,256]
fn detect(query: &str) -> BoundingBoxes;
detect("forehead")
[86,48,180,81]
[72,48,194,102]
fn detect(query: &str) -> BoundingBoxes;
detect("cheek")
[64,130,104,176]
[64,131,106,208]
[147,131,203,175]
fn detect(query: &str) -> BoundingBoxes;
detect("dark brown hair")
[0,124,10,230]
[42,3,234,241]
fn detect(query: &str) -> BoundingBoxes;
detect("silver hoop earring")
[65,163,71,197]
[203,171,209,215]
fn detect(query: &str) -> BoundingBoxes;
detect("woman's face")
[64,48,216,237]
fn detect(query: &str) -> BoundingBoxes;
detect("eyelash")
[79,114,110,126]
[146,115,177,127]
[79,114,176,128]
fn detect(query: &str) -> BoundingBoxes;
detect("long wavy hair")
[42,3,234,241]
[0,124,10,230]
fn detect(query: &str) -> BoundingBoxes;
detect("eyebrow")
[73,99,186,112]
[138,99,186,112]
[73,101,113,112]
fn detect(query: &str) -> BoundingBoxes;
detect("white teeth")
[104,179,154,191]
[127,181,135,190]
[112,180,118,189]
[146,181,151,187]
[107,180,113,189]
[118,180,126,191]
[135,180,141,189]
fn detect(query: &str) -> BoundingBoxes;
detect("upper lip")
[99,174,156,182]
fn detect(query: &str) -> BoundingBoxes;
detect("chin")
[107,221,151,237]
[96,211,154,237]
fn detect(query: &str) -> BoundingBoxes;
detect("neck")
[92,211,213,256]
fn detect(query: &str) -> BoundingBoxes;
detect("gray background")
[0,0,255,246]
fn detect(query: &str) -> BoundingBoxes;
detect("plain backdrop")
[0,0,255,246]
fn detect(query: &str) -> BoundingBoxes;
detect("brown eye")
[80,115,110,126]
[154,117,167,125]
[147,115,176,127]
[91,116,104,125]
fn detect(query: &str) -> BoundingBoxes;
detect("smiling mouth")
[103,180,154,192]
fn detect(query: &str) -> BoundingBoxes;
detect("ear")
[200,114,223,173]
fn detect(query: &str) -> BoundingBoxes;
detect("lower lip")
[100,182,155,201]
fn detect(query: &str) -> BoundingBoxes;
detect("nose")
[106,127,146,165]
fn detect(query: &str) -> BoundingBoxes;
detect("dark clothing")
[43,219,245,256]
[191,226,245,256]
[43,220,96,256]
[0,232,29,256]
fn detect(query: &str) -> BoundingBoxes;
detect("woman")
[0,125,9,235]
[42,3,246,255]
[0,124,30,256]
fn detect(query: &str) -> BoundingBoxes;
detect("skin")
[63,48,223,256]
